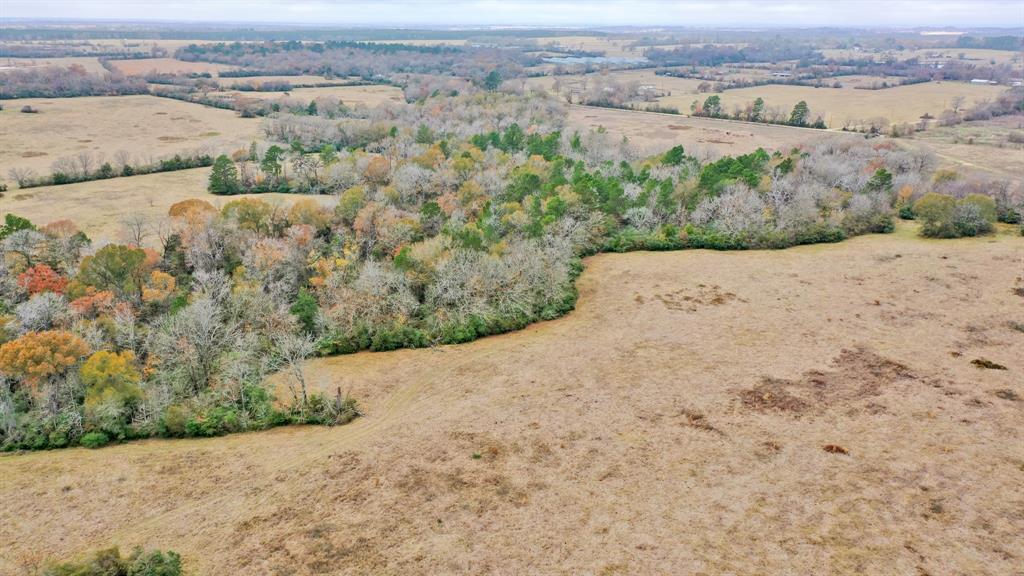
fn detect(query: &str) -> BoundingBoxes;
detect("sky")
[1,0,1022,28]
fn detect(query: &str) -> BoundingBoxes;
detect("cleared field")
[525,68,707,96]
[108,57,236,76]
[541,35,643,57]
[2,224,1022,575]
[566,104,855,156]
[656,80,1008,127]
[0,167,335,243]
[0,56,107,75]
[0,95,262,179]
[214,74,339,87]
[209,84,406,107]
[822,47,1024,65]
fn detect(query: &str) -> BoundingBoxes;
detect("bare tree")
[272,332,315,406]
[950,95,966,114]
[7,166,37,188]
[119,213,150,247]
[75,151,95,177]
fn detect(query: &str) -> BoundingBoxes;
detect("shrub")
[914,193,957,238]
[42,546,182,576]
[79,431,110,449]
[952,197,995,237]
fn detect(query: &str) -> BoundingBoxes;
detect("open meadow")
[0,95,262,179]
[0,56,107,74]
[2,223,1021,575]
[566,104,855,156]
[677,80,1008,127]
[107,57,237,76]
[208,84,406,107]
[0,167,335,243]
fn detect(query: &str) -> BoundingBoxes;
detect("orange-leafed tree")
[142,270,177,304]
[168,198,217,220]
[363,156,392,186]
[17,263,68,295]
[0,330,90,393]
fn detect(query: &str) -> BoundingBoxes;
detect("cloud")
[2,0,1021,27]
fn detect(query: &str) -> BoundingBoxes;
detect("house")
[970,79,997,85]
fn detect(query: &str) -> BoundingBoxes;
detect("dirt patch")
[740,347,916,415]
[651,283,742,311]
[19,151,47,158]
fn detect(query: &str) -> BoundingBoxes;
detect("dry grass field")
[107,57,237,76]
[821,47,1024,66]
[656,80,1007,127]
[208,84,406,107]
[525,69,1007,128]
[566,104,855,156]
[0,56,107,74]
[0,167,335,243]
[2,222,1022,575]
[0,95,262,179]
[542,35,643,57]
[214,74,340,87]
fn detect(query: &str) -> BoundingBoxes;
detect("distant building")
[970,79,998,85]
[771,72,792,78]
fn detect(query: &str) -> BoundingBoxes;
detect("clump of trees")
[0,65,147,99]
[691,95,827,128]
[10,150,215,189]
[913,193,998,238]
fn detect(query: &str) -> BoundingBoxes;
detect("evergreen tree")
[789,100,810,127]
[208,155,240,195]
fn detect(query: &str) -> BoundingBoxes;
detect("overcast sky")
[2,1,1022,28]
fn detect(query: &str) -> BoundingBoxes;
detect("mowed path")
[2,223,1023,575]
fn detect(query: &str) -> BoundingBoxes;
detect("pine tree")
[208,154,240,195]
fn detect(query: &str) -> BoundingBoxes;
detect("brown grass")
[1,222,1022,575]
[0,56,107,75]
[108,58,236,76]
[208,84,406,107]
[567,104,857,156]
[0,167,335,243]
[0,95,262,179]
[669,81,1007,127]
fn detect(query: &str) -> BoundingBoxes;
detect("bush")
[914,193,958,238]
[79,431,110,449]
[43,546,182,576]
[952,195,996,236]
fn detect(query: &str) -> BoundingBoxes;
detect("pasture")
[566,104,852,157]
[107,57,237,76]
[0,95,262,180]
[655,80,1007,127]
[0,56,107,74]
[2,225,1021,575]
[208,84,406,107]
[0,167,336,243]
